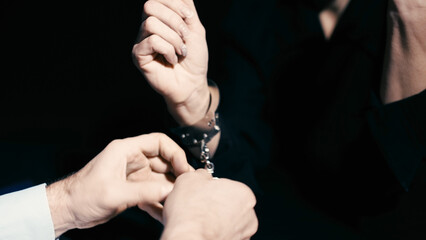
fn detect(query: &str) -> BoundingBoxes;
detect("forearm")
[380,0,426,104]
[46,176,76,238]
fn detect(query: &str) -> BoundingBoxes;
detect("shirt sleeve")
[367,90,426,191]
[0,183,56,240]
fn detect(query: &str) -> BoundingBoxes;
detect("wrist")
[166,79,211,126]
[169,80,221,167]
[46,175,77,237]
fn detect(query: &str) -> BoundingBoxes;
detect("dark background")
[0,0,229,239]
[2,1,414,240]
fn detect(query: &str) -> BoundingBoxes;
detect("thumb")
[121,180,174,207]
[138,202,164,223]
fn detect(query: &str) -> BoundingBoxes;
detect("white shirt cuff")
[0,183,56,239]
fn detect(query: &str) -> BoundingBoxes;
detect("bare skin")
[160,169,258,240]
[380,0,426,103]
[46,133,191,237]
[319,0,351,39]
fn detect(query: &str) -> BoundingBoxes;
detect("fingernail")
[181,44,187,57]
[181,7,193,18]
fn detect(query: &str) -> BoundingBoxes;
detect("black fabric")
[206,0,426,238]
[1,1,166,239]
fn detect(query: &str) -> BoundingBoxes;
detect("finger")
[149,156,172,173]
[174,0,202,27]
[144,133,191,176]
[127,167,151,182]
[121,180,173,207]
[133,34,178,66]
[177,168,212,184]
[148,0,201,26]
[194,168,214,178]
[187,165,196,172]
[126,152,149,176]
[138,202,164,223]
[144,0,191,38]
[149,157,195,174]
[124,133,191,175]
[157,134,191,176]
[149,156,195,174]
[142,16,187,56]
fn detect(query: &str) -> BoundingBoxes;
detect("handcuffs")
[171,80,220,174]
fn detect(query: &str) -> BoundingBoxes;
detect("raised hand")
[133,0,210,125]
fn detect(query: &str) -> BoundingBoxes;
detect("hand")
[132,0,210,125]
[160,169,258,240]
[380,0,426,103]
[46,133,192,237]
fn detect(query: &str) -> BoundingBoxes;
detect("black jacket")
[205,0,426,238]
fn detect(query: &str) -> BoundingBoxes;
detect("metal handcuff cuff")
[171,80,220,174]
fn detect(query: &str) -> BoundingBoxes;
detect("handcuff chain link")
[200,139,214,174]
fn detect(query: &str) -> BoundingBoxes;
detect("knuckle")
[171,33,183,46]
[176,145,186,157]
[143,16,157,32]
[167,15,183,32]
[166,43,175,54]
[198,25,206,36]
[143,0,155,15]
[249,193,257,207]
[149,132,166,140]
[108,139,124,149]
[180,169,205,182]
[251,215,259,235]
[149,132,172,146]
[176,171,192,183]
[236,182,257,205]
[147,34,159,45]
[166,13,176,25]
[195,168,207,175]
[177,22,189,37]
[131,44,140,56]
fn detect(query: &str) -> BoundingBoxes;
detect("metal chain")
[200,139,214,174]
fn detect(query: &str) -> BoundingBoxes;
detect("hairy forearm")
[380,0,426,104]
[46,176,76,237]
